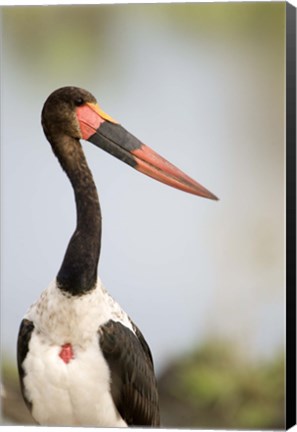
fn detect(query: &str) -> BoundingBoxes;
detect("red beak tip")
[209,193,219,201]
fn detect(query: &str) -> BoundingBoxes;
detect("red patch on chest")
[59,343,74,364]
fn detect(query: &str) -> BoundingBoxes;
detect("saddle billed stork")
[17,87,218,427]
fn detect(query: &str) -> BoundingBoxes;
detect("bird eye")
[75,98,84,106]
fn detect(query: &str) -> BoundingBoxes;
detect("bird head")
[42,86,218,200]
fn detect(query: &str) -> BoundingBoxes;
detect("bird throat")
[55,136,102,296]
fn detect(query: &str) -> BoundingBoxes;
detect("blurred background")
[1,2,285,428]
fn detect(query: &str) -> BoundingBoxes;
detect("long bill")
[76,102,218,200]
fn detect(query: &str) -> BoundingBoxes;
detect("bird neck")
[52,135,102,295]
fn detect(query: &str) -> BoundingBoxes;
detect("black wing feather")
[99,320,160,426]
[17,318,35,411]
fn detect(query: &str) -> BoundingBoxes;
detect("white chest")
[23,331,126,427]
[22,280,132,427]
